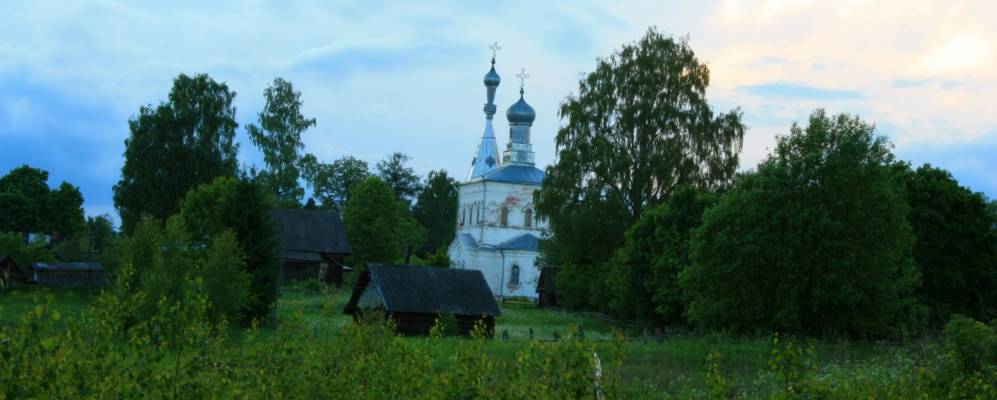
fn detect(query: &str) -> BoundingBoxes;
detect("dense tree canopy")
[900,164,997,324]
[300,155,371,211]
[413,170,458,255]
[179,176,280,322]
[343,177,424,265]
[682,110,921,337]
[114,73,239,233]
[0,165,85,237]
[376,152,422,204]
[248,78,316,205]
[535,28,744,309]
[605,186,717,323]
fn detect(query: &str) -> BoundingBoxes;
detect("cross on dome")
[489,41,501,60]
[516,68,530,93]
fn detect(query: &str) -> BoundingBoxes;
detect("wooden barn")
[270,208,352,285]
[344,264,501,336]
[1,255,33,287]
[536,267,561,308]
[31,262,105,288]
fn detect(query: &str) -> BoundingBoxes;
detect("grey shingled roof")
[345,264,500,317]
[270,208,352,256]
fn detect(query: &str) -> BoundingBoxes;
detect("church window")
[524,209,533,228]
[460,206,466,225]
[500,207,509,227]
[510,264,520,285]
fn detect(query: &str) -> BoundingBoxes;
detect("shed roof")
[270,208,352,257]
[32,262,103,272]
[345,264,501,317]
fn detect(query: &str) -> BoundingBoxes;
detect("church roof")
[479,164,545,185]
[344,264,501,317]
[457,233,479,249]
[498,233,541,251]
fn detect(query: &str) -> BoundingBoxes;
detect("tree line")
[537,28,997,337]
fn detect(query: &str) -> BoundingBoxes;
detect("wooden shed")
[536,267,561,308]
[270,208,352,285]
[1,255,33,287]
[344,264,501,336]
[31,262,105,288]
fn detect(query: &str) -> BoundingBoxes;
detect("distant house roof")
[270,208,352,259]
[497,233,541,251]
[31,262,103,272]
[478,164,545,185]
[344,264,501,317]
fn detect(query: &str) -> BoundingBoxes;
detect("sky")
[1,0,995,224]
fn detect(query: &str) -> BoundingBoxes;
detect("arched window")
[510,264,520,285]
[524,208,533,228]
[500,207,509,227]
[476,202,481,223]
[460,206,466,225]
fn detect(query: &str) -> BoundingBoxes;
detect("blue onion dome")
[484,64,501,87]
[506,92,535,124]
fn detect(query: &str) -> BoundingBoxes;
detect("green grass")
[1,283,918,396]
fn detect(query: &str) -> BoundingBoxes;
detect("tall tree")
[0,165,84,237]
[114,73,239,233]
[413,170,458,255]
[682,110,921,337]
[534,28,744,307]
[0,165,50,234]
[900,164,997,324]
[300,155,371,211]
[376,152,422,203]
[247,78,316,205]
[343,177,424,265]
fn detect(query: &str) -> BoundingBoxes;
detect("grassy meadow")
[1,282,947,399]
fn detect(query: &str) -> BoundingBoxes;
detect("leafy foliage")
[899,164,997,324]
[343,177,424,265]
[114,73,239,233]
[683,110,921,337]
[535,29,744,309]
[247,77,316,205]
[606,186,717,322]
[300,155,372,211]
[412,169,458,255]
[179,176,280,322]
[0,165,85,237]
[375,152,423,204]
[0,232,54,267]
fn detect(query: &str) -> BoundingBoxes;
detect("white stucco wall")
[449,178,547,299]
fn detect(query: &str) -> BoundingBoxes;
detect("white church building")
[448,52,547,299]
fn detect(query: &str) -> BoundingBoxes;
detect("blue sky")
[1,1,995,224]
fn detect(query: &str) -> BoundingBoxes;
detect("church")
[447,49,548,299]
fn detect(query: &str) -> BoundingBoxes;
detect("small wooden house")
[270,208,352,285]
[536,267,561,308]
[344,264,501,336]
[1,255,33,287]
[31,262,104,288]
